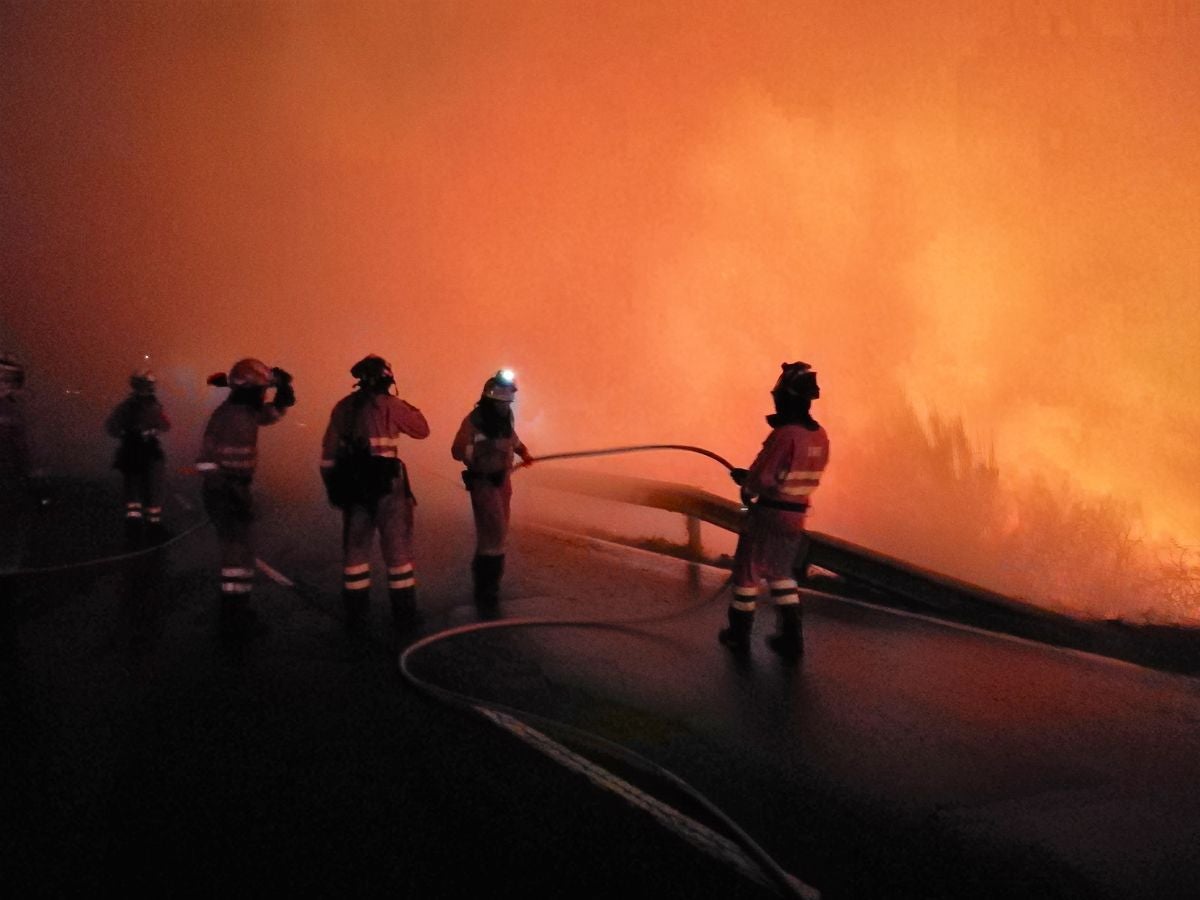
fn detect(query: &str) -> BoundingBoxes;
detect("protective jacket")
[451,410,528,481]
[196,401,285,481]
[320,393,429,507]
[743,422,830,512]
[106,395,170,473]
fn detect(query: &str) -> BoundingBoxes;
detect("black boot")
[472,554,504,605]
[718,607,754,654]
[219,595,267,640]
[390,586,422,632]
[766,605,803,660]
[123,517,143,548]
[343,587,369,630]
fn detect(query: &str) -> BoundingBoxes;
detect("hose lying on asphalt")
[400,444,814,899]
[0,518,210,579]
[397,576,812,900]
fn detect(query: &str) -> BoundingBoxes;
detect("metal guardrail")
[523,466,1200,676]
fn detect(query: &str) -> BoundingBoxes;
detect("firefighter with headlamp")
[720,361,830,660]
[451,368,534,606]
[196,357,295,636]
[105,368,171,541]
[321,354,429,632]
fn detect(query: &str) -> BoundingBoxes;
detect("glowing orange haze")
[3,2,1198,621]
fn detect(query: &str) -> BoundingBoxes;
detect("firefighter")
[0,352,30,571]
[720,361,830,660]
[451,369,534,606]
[196,358,295,635]
[105,369,171,542]
[320,355,429,632]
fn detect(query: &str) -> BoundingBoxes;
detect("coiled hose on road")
[3,446,813,897]
[401,443,816,899]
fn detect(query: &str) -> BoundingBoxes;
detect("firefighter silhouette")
[196,358,295,636]
[320,355,429,632]
[105,369,171,542]
[451,369,534,606]
[721,362,830,660]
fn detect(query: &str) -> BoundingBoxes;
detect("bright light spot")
[498,368,515,383]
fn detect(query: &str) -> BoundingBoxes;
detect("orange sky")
[3,1,1198,617]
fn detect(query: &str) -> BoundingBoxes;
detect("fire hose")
[403,443,816,898]
[518,443,736,472]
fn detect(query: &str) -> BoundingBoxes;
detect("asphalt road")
[3,469,1200,899]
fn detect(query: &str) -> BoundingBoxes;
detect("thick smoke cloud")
[3,2,1197,620]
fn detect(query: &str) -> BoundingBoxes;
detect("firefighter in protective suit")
[196,358,295,634]
[720,362,830,660]
[320,355,429,631]
[451,370,534,605]
[105,369,171,541]
[1,353,30,571]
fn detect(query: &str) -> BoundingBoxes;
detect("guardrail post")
[685,514,702,557]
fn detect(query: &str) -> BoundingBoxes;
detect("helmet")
[228,358,273,389]
[350,354,394,388]
[482,369,517,402]
[772,361,820,400]
[130,368,156,394]
[0,353,24,395]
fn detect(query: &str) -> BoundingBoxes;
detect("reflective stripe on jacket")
[197,400,285,477]
[744,423,830,509]
[320,393,429,470]
[450,411,526,475]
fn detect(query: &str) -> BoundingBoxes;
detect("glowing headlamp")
[497,368,516,384]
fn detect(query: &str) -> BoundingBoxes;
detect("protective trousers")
[203,475,256,601]
[122,458,165,526]
[723,506,807,655]
[468,476,512,604]
[468,476,512,556]
[341,487,417,627]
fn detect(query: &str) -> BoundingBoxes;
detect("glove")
[273,378,296,410]
[518,449,535,468]
[271,367,293,386]
[729,467,749,486]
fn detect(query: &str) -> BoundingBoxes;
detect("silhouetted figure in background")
[320,355,429,632]
[197,358,294,637]
[721,362,830,660]
[0,353,30,572]
[451,369,534,608]
[106,369,171,544]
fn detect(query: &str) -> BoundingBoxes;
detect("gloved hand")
[272,370,296,409]
[729,467,749,486]
[518,449,535,468]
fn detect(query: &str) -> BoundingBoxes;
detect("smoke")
[2,2,1197,620]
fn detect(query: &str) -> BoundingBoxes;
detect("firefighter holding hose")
[720,362,829,660]
[451,369,534,606]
